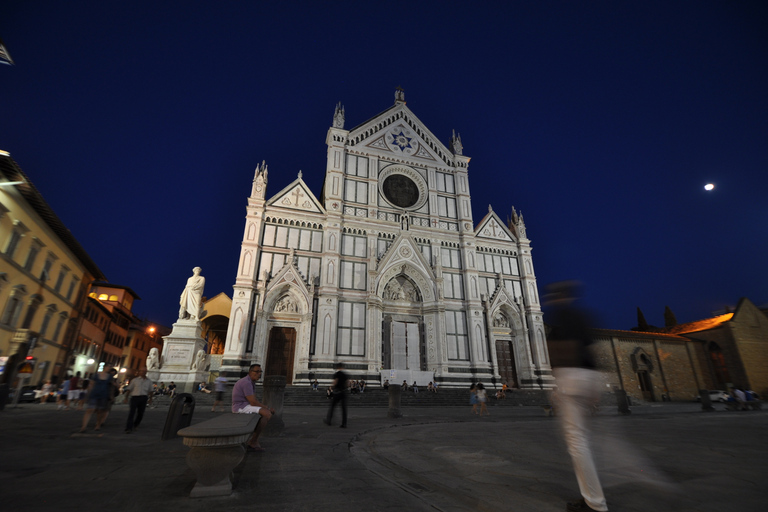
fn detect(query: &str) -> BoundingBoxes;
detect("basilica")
[220,89,554,389]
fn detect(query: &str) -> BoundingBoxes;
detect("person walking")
[212,375,228,412]
[476,382,489,416]
[469,383,479,415]
[545,281,608,512]
[231,364,273,451]
[79,366,115,432]
[324,362,348,428]
[124,368,153,433]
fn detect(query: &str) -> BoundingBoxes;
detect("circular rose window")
[378,165,428,210]
[382,174,419,208]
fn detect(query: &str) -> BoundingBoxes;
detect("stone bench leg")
[186,444,245,497]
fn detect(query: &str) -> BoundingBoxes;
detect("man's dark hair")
[249,364,262,372]
[336,362,344,369]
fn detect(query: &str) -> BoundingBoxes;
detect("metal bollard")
[263,375,286,436]
[613,388,632,415]
[388,384,402,418]
[161,393,195,440]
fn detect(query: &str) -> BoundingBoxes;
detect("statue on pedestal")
[179,267,205,321]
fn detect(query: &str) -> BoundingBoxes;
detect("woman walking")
[469,383,478,414]
[476,382,489,416]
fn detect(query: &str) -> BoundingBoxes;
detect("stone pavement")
[1,400,766,512]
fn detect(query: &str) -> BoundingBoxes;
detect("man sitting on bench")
[232,364,274,452]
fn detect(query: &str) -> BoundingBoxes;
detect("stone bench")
[177,413,260,497]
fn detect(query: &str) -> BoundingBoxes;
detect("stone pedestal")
[264,375,286,436]
[154,319,208,393]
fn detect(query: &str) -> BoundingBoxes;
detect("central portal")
[392,321,420,370]
[265,327,296,384]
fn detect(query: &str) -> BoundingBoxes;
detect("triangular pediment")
[348,104,454,166]
[378,233,434,280]
[475,210,516,242]
[264,253,313,313]
[267,175,325,214]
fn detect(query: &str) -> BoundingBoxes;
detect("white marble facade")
[221,90,554,389]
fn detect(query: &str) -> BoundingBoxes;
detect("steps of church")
[145,387,553,409]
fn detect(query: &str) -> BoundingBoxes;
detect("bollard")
[263,375,286,436]
[613,388,632,415]
[388,384,402,418]
[699,389,715,412]
[161,393,195,440]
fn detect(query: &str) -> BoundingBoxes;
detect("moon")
[704,183,715,191]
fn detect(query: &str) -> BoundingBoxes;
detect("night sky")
[1,1,766,330]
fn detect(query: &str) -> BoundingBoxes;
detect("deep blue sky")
[1,1,766,330]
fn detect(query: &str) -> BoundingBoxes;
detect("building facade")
[1,151,104,385]
[221,91,553,389]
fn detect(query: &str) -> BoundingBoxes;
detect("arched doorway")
[265,327,296,384]
[381,274,425,372]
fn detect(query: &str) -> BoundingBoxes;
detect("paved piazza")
[1,402,765,511]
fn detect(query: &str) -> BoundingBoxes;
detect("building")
[1,151,105,385]
[221,90,552,389]
[582,297,768,403]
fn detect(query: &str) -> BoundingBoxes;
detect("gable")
[348,104,453,166]
[267,175,325,214]
[475,210,516,242]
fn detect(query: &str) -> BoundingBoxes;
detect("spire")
[394,86,405,104]
[333,102,345,129]
[251,160,268,198]
[450,130,463,155]
[298,170,303,179]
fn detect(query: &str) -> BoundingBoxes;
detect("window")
[477,252,519,276]
[66,276,77,301]
[4,229,22,259]
[435,172,455,194]
[440,247,462,269]
[341,234,366,257]
[39,305,57,338]
[98,294,108,301]
[376,237,393,258]
[0,287,26,327]
[443,273,464,299]
[340,261,366,290]
[418,243,432,264]
[445,311,469,360]
[262,224,323,252]
[337,301,365,356]
[436,196,457,218]
[345,155,369,177]
[54,266,70,293]
[20,295,42,329]
[258,252,321,283]
[344,178,368,204]
[40,255,55,282]
[23,240,43,271]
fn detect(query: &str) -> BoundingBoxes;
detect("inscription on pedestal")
[166,344,194,365]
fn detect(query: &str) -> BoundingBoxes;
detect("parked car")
[9,385,38,403]
[695,390,730,403]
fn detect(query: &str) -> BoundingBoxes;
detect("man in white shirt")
[124,368,153,433]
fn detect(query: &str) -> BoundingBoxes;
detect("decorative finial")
[395,86,405,104]
[450,130,463,155]
[488,204,493,213]
[298,170,303,179]
[333,102,345,129]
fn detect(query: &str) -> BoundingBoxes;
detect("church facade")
[221,90,553,389]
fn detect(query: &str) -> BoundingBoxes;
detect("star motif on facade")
[390,131,413,151]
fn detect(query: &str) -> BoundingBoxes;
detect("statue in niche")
[146,348,161,370]
[179,267,205,321]
[401,213,409,231]
[191,349,207,371]
[493,313,510,328]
